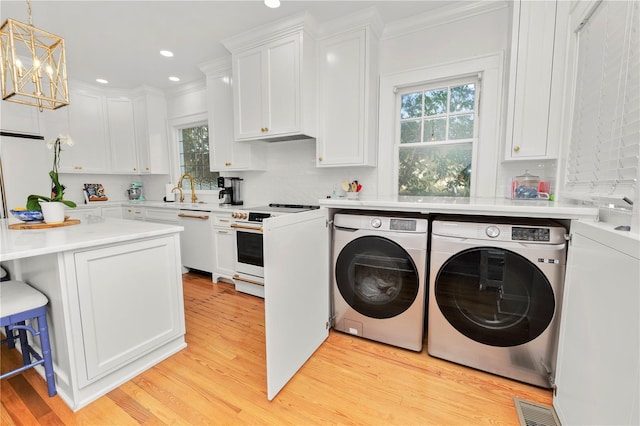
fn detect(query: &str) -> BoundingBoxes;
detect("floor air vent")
[514,398,561,426]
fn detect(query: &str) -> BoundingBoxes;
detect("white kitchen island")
[0,216,186,411]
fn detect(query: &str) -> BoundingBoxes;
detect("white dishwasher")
[178,209,213,273]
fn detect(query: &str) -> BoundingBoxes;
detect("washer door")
[435,247,555,347]
[336,235,420,319]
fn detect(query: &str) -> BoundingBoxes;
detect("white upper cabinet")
[107,96,138,173]
[504,0,569,160]
[199,58,265,171]
[316,12,381,167]
[0,101,41,136]
[133,88,169,174]
[223,12,317,142]
[62,87,110,173]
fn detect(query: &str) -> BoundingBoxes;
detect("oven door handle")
[231,223,263,232]
[233,274,264,286]
[178,213,210,220]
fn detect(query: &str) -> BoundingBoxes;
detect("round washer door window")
[435,247,555,347]
[336,236,419,319]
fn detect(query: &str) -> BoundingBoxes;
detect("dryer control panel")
[512,226,550,242]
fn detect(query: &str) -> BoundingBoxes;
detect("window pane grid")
[178,124,219,191]
[397,79,477,197]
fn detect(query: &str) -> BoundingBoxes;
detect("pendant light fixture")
[0,0,69,110]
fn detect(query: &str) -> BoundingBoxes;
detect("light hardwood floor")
[1,272,551,425]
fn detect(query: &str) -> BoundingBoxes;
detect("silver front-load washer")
[428,216,567,388]
[332,213,428,351]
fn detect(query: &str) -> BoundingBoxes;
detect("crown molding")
[382,1,509,40]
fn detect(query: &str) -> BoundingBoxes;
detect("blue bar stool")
[1,280,57,397]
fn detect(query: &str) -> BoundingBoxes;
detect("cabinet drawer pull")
[178,213,210,220]
[217,230,229,234]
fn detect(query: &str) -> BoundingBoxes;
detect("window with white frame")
[177,123,219,190]
[563,0,639,205]
[397,76,479,197]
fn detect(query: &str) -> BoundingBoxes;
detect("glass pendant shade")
[0,18,69,110]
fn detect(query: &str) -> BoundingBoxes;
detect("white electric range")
[230,203,320,297]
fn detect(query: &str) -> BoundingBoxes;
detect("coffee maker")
[217,177,243,206]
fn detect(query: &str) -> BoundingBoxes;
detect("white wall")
[161,3,559,205]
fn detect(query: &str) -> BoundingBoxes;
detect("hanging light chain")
[27,0,33,26]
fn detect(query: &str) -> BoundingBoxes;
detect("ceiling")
[0,0,472,91]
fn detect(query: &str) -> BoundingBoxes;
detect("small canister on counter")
[511,171,549,199]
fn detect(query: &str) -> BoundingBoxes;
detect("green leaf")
[26,194,52,211]
[49,170,64,201]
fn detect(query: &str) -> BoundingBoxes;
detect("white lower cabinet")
[124,206,145,220]
[73,236,185,383]
[212,212,235,282]
[554,221,640,425]
[100,206,124,219]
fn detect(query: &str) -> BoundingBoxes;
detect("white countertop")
[319,196,599,220]
[0,216,184,261]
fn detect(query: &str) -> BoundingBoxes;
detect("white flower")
[47,134,74,149]
[59,135,74,146]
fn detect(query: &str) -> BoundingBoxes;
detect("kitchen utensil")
[356,184,362,192]
[341,181,349,192]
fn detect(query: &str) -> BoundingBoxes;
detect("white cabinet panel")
[178,211,213,273]
[554,221,640,425]
[107,97,138,173]
[263,208,329,400]
[0,101,41,135]
[224,14,316,142]
[505,0,568,160]
[74,236,185,383]
[234,50,264,140]
[317,27,378,167]
[63,88,109,173]
[212,212,235,282]
[133,89,169,174]
[100,206,124,219]
[200,58,265,171]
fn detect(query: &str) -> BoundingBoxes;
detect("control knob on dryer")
[371,218,382,228]
[486,225,500,238]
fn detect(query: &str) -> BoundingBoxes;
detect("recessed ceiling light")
[160,50,174,57]
[96,78,108,84]
[169,76,180,82]
[264,0,280,8]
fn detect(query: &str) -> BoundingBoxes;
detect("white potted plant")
[26,135,77,223]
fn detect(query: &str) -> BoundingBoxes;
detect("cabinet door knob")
[514,146,520,152]
[261,127,269,132]
[318,156,323,162]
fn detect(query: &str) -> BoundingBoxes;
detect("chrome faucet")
[177,173,198,203]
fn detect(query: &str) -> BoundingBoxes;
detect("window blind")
[564,0,639,205]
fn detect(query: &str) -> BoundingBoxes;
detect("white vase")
[40,202,66,224]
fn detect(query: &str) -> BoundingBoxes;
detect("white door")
[263,208,329,400]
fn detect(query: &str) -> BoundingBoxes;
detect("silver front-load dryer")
[428,217,567,388]
[332,213,428,351]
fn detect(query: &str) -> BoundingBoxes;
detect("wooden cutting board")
[8,218,80,230]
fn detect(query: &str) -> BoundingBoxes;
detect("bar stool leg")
[17,322,31,366]
[4,326,15,349]
[36,313,57,397]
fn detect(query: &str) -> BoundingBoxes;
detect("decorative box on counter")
[508,171,551,200]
